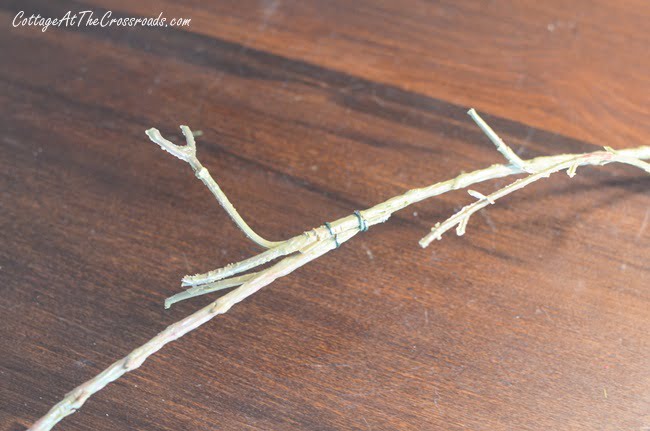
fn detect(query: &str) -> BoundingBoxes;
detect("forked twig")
[146,126,286,249]
[28,110,650,431]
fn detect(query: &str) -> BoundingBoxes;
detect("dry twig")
[28,110,650,431]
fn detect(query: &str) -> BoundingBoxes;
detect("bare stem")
[420,151,650,246]
[29,225,352,431]
[467,108,531,171]
[29,111,650,431]
[165,272,260,309]
[146,126,286,249]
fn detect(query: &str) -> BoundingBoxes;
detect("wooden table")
[2,1,649,430]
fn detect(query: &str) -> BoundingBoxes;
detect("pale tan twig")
[146,126,286,249]
[181,232,315,287]
[29,111,650,431]
[467,108,531,171]
[165,271,260,309]
[420,149,650,246]
[29,224,355,431]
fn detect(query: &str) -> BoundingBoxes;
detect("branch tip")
[180,125,196,149]
[456,216,469,236]
[566,162,579,178]
[467,189,495,204]
[146,127,196,163]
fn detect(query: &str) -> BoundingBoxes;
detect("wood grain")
[1,1,648,430]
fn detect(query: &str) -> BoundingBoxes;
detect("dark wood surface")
[2,1,649,430]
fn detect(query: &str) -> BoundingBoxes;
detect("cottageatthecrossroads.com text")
[12,10,191,32]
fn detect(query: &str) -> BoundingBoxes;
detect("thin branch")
[467,108,530,172]
[29,110,650,431]
[165,272,260,309]
[146,127,286,249]
[181,231,315,287]
[420,150,650,246]
[29,224,355,431]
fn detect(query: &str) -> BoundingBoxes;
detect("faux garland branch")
[28,110,650,430]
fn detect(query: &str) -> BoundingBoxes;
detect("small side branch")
[420,150,650,247]
[181,231,316,287]
[165,272,259,309]
[146,126,286,249]
[468,109,531,172]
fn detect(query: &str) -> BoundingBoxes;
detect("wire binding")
[324,222,340,248]
[354,210,368,232]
